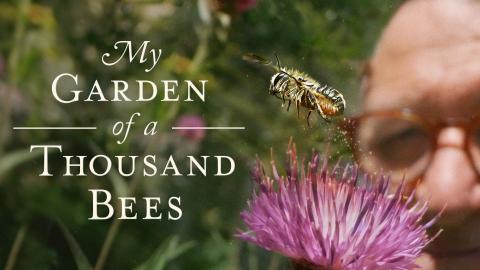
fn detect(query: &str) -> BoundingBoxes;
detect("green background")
[0,0,401,269]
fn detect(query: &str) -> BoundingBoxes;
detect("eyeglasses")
[340,109,480,183]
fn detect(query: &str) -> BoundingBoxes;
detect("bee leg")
[306,93,317,126]
[296,100,301,119]
[306,111,312,127]
[321,113,331,122]
[316,103,331,122]
[287,100,291,111]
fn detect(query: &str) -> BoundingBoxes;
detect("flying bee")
[243,53,346,126]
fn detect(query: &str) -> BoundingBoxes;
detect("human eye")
[358,117,431,171]
[372,123,430,169]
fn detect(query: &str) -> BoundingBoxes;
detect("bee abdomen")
[316,85,346,114]
[317,85,336,97]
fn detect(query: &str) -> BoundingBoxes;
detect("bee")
[243,53,346,126]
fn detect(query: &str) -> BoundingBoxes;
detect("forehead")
[366,44,480,117]
[365,0,480,118]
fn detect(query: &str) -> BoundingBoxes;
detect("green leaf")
[58,221,93,270]
[0,148,44,181]
[106,165,129,198]
[134,236,195,270]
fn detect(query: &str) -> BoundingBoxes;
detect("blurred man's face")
[364,0,480,269]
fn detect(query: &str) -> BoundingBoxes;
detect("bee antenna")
[272,53,299,84]
[274,53,281,70]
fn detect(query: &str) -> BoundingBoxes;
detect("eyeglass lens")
[469,125,480,175]
[356,116,434,182]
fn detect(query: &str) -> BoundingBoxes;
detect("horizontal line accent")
[13,127,97,130]
[172,127,245,130]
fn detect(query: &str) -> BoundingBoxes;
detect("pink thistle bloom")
[174,114,206,141]
[237,143,440,270]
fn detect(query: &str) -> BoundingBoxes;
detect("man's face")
[364,0,480,269]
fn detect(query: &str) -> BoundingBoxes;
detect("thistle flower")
[237,143,440,270]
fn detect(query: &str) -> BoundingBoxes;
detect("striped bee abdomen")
[316,85,345,115]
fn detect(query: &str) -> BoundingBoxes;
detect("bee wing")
[242,53,273,66]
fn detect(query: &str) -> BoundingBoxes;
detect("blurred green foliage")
[0,0,401,269]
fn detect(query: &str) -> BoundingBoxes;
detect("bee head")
[269,73,288,95]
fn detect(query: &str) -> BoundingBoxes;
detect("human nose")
[416,127,480,224]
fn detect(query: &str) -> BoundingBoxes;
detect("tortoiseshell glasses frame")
[339,109,480,183]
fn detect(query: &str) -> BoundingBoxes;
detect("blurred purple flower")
[237,143,441,270]
[210,0,257,14]
[234,0,257,13]
[174,114,206,141]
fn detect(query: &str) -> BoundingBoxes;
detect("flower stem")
[93,218,121,270]
[291,260,330,270]
[4,224,28,270]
